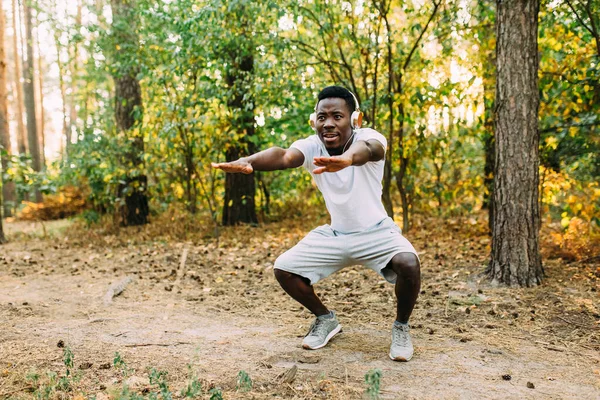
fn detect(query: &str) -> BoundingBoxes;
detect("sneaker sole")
[389,353,413,362]
[302,324,342,350]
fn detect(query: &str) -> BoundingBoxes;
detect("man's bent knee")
[274,268,291,283]
[390,253,420,276]
[274,268,311,286]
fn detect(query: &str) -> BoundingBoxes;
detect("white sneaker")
[389,323,414,361]
[302,312,342,350]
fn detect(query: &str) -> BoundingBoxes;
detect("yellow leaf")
[215,277,223,283]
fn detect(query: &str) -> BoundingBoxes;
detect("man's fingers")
[313,167,326,175]
[313,157,337,166]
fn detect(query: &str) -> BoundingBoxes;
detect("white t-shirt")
[291,128,388,233]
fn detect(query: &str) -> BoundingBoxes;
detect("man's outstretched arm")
[313,139,385,174]
[212,147,305,174]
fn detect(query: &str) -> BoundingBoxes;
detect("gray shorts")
[274,217,418,285]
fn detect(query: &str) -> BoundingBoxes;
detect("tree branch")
[539,121,600,134]
[564,0,594,35]
[403,0,441,71]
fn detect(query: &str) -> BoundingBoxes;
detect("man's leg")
[387,252,421,323]
[274,269,329,316]
[274,269,341,350]
[385,252,420,361]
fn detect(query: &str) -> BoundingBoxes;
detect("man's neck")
[327,147,344,156]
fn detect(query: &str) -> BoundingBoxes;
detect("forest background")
[0,0,597,249]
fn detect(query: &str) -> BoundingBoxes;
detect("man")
[212,86,421,361]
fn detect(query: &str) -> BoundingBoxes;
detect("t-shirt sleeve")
[290,137,318,170]
[356,128,387,152]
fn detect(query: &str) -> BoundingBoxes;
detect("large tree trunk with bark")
[22,0,42,202]
[487,0,543,286]
[111,0,148,226]
[222,53,257,226]
[11,0,26,155]
[1,3,16,218]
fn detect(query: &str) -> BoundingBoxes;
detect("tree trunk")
[180,127,197,214]
[68,0,82,144]
[394,80,410,233]
[483,129,494,231]
[111,0,148,226]
[488,0,543,286]
[11,0,26,154]
[54,29,69,157]
[1,3,16,217]
[34,21,45,167]
[256,173,270,217]
[22,0,42,202]
[0,194,6,242]
[381,11,394,217]
[479,0,496,234]
[222,53,257,226]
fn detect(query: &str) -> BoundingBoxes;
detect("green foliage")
[208,387,223,400]
[236,370,252,392]
[24,346,78,399]
[23,0,596,231]
[148,368,172,400]
[113,351,132,377]
[180,366,203,398]
[364,368,382,400]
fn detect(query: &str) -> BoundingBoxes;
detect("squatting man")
[212,86,421,361]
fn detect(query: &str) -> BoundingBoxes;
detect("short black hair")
[317,86,356,114]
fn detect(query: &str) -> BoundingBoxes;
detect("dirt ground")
[1,216,599,399]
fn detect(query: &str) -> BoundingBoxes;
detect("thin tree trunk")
[0,186,6,241]
[488,0,543,286]
[391,0,439,231]
[256,173,270,217]
[34,21,45,166]
[68,0,82,143]
[22,0,42,202]
[110,0,148,226]
[54,29,69,157]
[480,0,496,234]
[394,79,411,233]
[11,0,26,154]
[381,6,394,217]
[0,206,6,243]
[1,3,16,218]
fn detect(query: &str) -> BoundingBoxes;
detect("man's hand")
[211,159,253,174]
[313,156,352,174]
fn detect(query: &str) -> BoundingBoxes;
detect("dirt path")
[1,219,599,399]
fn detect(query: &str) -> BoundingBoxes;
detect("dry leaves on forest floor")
[0,214,599,399]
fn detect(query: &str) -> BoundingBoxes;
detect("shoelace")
[392,325,409,346]
[307,318,328,337]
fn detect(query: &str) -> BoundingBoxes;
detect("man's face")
[315,97,353,152]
